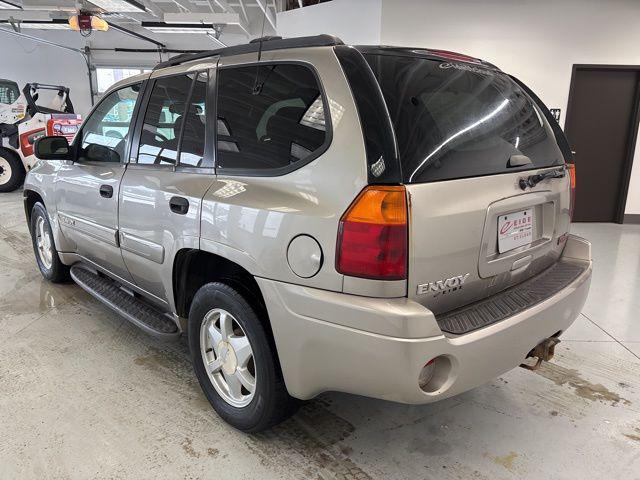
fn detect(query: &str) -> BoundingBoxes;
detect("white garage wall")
[0,28,226,116]
[379,0,640,216]
[277,0,382,44]
[277,0,640,217]
[0,32,94,115]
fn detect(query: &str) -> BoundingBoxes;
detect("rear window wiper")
[519,166,566,190]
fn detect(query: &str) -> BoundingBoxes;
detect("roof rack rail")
[249,35,282,43]
[154,34,344,70]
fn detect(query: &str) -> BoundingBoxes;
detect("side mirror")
[33,136,71,160]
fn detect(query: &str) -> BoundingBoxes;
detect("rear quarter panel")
[201,47,368,291]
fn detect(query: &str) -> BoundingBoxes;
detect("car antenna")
[252,3,269,95]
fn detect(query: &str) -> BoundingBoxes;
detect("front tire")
[0,148,26,193]
[30,202,70,282]
[188,282,299,432]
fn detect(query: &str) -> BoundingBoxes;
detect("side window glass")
[178,71,209,167]
[216,64,327,172]
[137,74,192,165]
[79,84,140,163]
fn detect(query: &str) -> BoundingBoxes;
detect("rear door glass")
[137,75,192,165]
[216,63,328,174]
[364,54,563,183]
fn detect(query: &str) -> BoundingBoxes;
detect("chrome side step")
[70,265,180,341]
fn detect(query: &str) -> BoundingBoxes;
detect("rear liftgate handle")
[169,196,189,215]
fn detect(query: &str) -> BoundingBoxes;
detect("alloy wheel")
[35,215,53,269]
[200,308,257,407]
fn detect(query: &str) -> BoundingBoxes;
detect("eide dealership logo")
[417,273,470,295]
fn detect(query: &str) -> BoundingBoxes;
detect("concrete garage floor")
[1,189,639,480]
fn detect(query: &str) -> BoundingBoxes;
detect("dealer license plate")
[498,209,533,253]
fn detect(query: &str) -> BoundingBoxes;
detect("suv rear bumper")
[258,234,592,404]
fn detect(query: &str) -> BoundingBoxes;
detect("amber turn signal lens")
[336,186,408,280]
[567,163,576,219]
[567,163,576,189]
[341,186,407,225]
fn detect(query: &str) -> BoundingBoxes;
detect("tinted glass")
[179,72,208,167]
[334,46,401,184]
[364,54,563,183]
[137,74,192,165]
[0,80,19,104]
[216,64,327,172]
[80,84,140,163]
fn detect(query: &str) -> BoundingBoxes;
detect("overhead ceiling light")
[142,22,216,34]
[88,0,145,13]
[20,19,71,30]
[0,0,21,9]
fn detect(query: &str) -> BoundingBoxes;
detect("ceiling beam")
[236,0,248,24]
[0,11,49,20]
[255,0,276,31]
[107,21,166,48]
[21,0,76,11]
[211,0,233,12]
[163,11,249,37]
[164,12,241,24]
[141,0,165,18]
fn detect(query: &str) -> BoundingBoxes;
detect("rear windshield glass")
[364,54,563,183]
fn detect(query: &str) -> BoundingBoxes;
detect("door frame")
[565,64,640,224]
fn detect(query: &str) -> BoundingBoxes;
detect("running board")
[70,265,180,341]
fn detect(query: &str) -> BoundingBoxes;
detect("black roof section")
[354,45,500,70]
[154,34,344,70]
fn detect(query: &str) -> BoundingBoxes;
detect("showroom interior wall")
[1,33,94,115]
[0,28,221,116]
[378,0,640,216]
[2,0,638,215]
[277,0,382,44]
[278,0,640,217]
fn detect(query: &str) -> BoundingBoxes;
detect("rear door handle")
[99,184,113,198]
[169,196,189,215]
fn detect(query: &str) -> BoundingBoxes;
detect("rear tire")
[188,282,299,432]
[0,148,25,193]
[30,202,70,283]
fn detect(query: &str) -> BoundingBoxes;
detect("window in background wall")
[96,67,151,93]
[280,0,332,12]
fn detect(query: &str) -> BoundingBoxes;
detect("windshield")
[364,54,563,183]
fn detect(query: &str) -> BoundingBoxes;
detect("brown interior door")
[565,68,640,222]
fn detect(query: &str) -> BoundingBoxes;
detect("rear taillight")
[336,185,408,280]
[567,163,576,219]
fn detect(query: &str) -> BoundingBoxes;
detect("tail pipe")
[520,336,561,371]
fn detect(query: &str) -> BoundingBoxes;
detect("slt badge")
[417,273,470,295]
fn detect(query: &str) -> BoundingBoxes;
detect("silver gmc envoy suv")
[24,35,592,432]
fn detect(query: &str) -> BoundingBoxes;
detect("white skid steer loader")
[0,80,82,192]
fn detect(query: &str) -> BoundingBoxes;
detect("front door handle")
[169,196,189,215]
[99,184,113,198]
